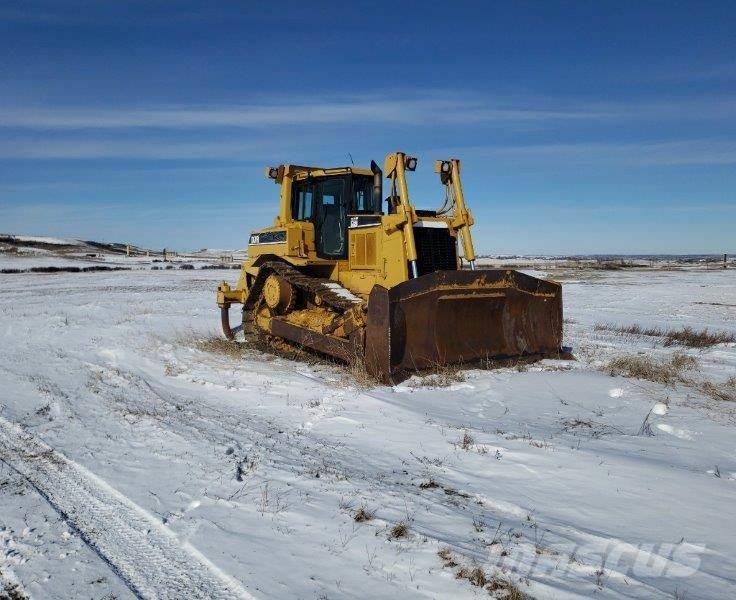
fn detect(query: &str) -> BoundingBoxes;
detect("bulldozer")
[216,152,562,383]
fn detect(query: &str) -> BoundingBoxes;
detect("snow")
[322,281,364,303]
[651,402,669,416]
[0,262,735,599]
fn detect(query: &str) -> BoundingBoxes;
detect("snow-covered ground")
[0,264,735,599]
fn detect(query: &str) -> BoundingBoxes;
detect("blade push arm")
[384,151,420,278]
[434,159,476,269]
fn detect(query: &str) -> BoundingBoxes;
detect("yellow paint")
[434,159,477,263]
[223,152,477,305]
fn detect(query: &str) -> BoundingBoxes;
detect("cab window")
[292,182,314,220]
[351,176,376,214]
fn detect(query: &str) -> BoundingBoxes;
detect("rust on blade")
[365,269,562,383]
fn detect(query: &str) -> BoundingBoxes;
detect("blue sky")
[0,0,734,254]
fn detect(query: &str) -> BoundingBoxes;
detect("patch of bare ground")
[595,323,736,348]
[192,335,253,359]
[192,332,383,388]
[562,418,624,438]
[188,333,329,367]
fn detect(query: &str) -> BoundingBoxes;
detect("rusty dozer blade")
[364,269,562,384]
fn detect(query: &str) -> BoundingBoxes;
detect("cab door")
[313,177,348,259]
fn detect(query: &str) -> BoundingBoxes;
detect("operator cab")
[291,173,379,260]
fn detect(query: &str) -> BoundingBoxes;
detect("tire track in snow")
[0,416,254,600]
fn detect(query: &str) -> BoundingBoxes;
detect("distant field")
[0,238,735,599]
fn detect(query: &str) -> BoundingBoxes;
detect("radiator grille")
[413,227,458,275]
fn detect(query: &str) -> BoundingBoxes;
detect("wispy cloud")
[439,139,736,167]
[0,98,613,130]
[2,93,731,131]
[3,135,734,167]
[0,138,285,160]
[480,202,736,215]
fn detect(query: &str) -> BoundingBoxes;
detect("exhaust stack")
[370,160,382,215]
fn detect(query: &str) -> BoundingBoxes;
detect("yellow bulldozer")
[217,152,562,383]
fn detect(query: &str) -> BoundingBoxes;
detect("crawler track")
[241,260,361,336]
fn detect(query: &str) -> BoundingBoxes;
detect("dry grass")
[188,331,561,390]
[353,506,374,523]
[605,352,699,386]
[437,549,530,598]
[663,327,735,347]
[456,566,488,587]
[343,354,378,389]
[699,381,736,402]
[605,352,736,403]
[595,323,735,348]
[458,430,475,450]
[437,547,458,568]
[388,521,408,540]
[486,577,529,599]
[409,363,466,388]
[193,336,253,359]
[190,333,329,368]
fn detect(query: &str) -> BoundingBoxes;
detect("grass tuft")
[605,352,735,402]
[456,566,488,587]
[605,352,698,386]
[437,547,458,568]
[486,576,529,599]
[353,506,374,523]
[343,353,378,389]
[409,362,466,388]
[595,323,735,348]
[699,381,736,402]
[388,521,408,540]
[458,430,475,450]
[437,549,530,598]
